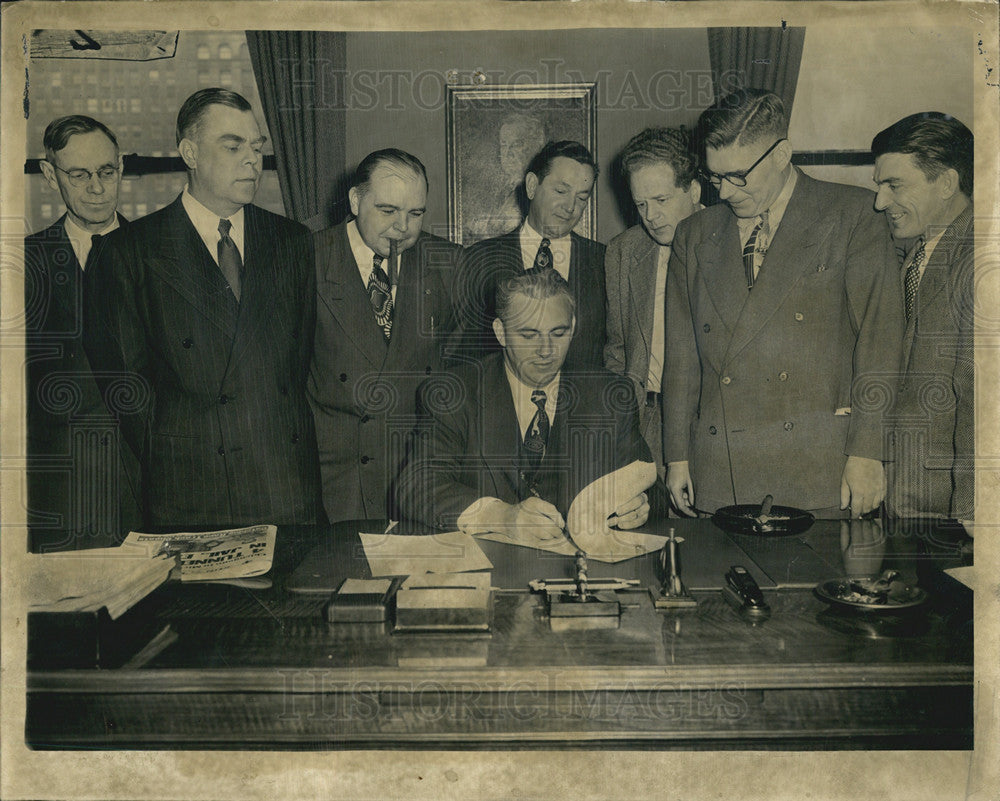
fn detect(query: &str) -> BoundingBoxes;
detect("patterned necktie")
[742,214,766,290]
[903,238,926,322]
[217,218,242,301]
[533,238,553,271]
[367,254,394,342]
[522,389,550,471]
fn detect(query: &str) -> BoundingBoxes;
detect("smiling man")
[308,149,461,522]
[664,89,904,519]
[397,269,652,543]
[450,140,606,369]
[84,88,321,528]
[25,116,141,549]
[871,112,974,519]
[605,128,702,479]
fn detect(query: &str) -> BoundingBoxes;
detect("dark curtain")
[707,27,806,118]
[246,31,349,231]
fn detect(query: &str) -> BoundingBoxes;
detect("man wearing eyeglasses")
[25,115,141,550]
[84,89,321,529]
[664,89,904,519]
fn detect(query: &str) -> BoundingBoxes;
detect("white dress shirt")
[181,187,245,265]
[347,219,400,301]
[519,222,571,280]
[737,167,798,282]
[64,213,120,270]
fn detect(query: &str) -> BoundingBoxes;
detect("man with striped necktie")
[872,113,974,520]
[664,89,904,519]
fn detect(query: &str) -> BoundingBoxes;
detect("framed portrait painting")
[446,83,597,246]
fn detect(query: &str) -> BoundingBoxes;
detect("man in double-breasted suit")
[872,113,974,519]
[84,89,320,528]
[450,140,606,370]
[664,89,904,518]
[397,269,651,541]
[308,149,461,522]
[26,115,141,550]
[605,128,702,476]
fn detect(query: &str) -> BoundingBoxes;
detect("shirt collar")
[63,212,119,245]
[737,166,798,235]
[182,187,245,253]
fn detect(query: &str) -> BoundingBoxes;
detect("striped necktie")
[742,215,766,290]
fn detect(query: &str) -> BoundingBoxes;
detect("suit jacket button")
[783,421,794,431]
[182,338,194,349]
[360,455,370,465]
[709,425,717,435]
[722,376,732,385]
[794,313,804,322]
[703,323,711,333]
[280,385,288,396]
[217,446,226,455]
[291,433,299,444]
[360,414,370,424]
[778,371,788,381]
[425,366,433,374]
[339,373,348,382]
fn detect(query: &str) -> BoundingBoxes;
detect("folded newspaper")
[28,525,278,620]
[122,524,277,582]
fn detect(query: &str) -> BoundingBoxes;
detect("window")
[196,44,210,60]
[87,98,98,113]
[219,44,233,60]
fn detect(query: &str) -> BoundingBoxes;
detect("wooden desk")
[26,518,973,750]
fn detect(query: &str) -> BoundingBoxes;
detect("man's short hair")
[871,112,974,198]
[496,268,576,324]
[353,148,428,194]
[619,127,698,187]
[43,115,119,162]
[175,88,253,145]
[698,88,788,151]
[526,140,599,184]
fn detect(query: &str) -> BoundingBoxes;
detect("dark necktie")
[903,238,926,322]
[533,238,553,271]
[522,389,550,471]
[217,218,242,301]
[367,254,394,342]
[743,216,764,290]
[84,234,101,271]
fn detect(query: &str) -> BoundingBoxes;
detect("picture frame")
[445,83,597,246]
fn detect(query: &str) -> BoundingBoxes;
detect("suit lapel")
[628,235,660,358]
[45,218,83,322]
[151,197,239,341]
[316,224,388,367]
[724,174,826,362]
[385,238,421,363]
[696,214,746,339]
[480,358,521,499]
[228,205,281,372]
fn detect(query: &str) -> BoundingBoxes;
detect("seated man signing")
[396,269,653,547]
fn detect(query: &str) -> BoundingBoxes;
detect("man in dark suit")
[25,115,141,550]
[308,149,461,522]
[84,88,320,528]
[397,269,651,544]
[872,113,974,519]
[664,89,904,518]
[450,140,606,370]
[605,127,702,478]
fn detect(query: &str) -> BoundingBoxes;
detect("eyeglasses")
[702,138,786,188]
[47,163,120,187]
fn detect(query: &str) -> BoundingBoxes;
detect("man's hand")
[609,492,649,530]
[666,461,697,516]
[840,455,885,518]
[499,496,566,546]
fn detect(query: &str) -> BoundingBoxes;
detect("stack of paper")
[27,546,175,620]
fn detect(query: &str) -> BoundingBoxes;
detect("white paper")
[566,460,663,560]
[123,525,277,581]
[359,530,494,577]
